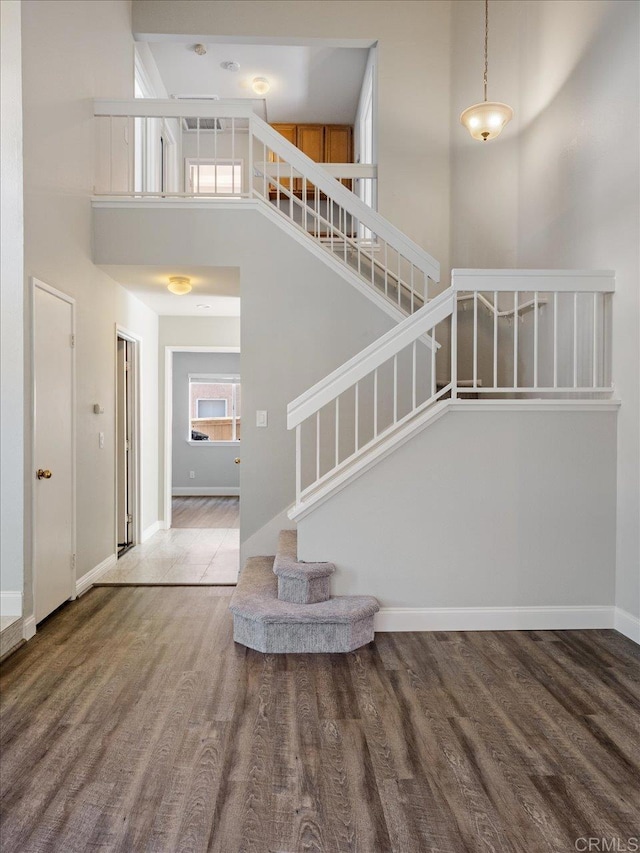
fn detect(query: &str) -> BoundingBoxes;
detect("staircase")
[93,100,617,651]
[229,530,379,653]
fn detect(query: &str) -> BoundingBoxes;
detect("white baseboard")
[374,605,616,632]
[172,487,240,497]
[23,615,36,641]
[614,607,640,644]
[141,520,161,542]
[76,554,117,597]
[0,591,22,617]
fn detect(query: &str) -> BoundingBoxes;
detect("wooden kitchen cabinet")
[296,125,326,163]
[325,125,353,188]
[270,123,353,195]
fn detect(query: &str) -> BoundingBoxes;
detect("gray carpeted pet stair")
[273,529,335,604]
[230,530,379,653]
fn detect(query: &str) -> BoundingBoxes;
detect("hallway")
[98,497,239,585]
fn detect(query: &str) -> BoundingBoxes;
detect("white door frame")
[115,325,142,551]
[164,346,240,529]
[30,277,77,618]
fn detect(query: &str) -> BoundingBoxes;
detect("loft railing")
[288,270,615,512]
[452,269,615,397]
[93,98,440,316]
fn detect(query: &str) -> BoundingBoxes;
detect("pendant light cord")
[484,0,489,102]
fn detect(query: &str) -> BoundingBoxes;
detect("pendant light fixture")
[460,0,513,141]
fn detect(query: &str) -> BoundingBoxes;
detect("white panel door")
[33,282,74,623]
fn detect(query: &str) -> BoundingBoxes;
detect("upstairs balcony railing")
[93,98,440,316]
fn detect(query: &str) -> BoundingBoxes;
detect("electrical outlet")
[189,470,195,479]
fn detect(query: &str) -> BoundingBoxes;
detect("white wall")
[20,0,162,615]
[132,0,453,278]
[451,0,640,620]
[171,350,241,492]
[517,0,640,622]
[94,205,403,543]
[299,407,618,613]
[0,0,24,609]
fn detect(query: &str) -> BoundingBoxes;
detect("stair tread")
[231,556,379,623]
[273,529,335,579]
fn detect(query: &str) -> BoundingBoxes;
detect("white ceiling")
[101,265,240,316]
[147,42,369,124]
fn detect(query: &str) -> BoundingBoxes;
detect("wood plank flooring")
[1,587,639,852]
[172,496,239,529]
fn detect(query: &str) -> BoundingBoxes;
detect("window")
[189,375,241,442]
[196,398,227,418]
[185,159,242,195]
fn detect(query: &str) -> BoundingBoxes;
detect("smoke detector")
[220,61,240,72]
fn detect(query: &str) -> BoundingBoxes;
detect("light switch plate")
[256,410,268,428]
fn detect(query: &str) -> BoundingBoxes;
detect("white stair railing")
[287,288,455,508]
[289,270,615,511]
[249,120,440,313]
[93,99,441,316]
[452,269,615,397]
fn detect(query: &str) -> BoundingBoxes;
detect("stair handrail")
[93,97,256,119]
[250,116,440,284]
[452,268,615,293]
[287,287,454,430]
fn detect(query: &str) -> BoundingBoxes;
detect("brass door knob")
[234,457,241,464]
[36,469,52,480]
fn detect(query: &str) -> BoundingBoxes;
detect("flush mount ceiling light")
[251,77,271,95]
[194,44,207,56]
[167,276,192,295]
[460,0,513,141]
[220,61,240,72]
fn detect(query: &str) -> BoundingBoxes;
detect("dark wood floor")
[1,588,639,853]
[172,495,240,529]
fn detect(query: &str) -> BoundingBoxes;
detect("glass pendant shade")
[167,276,192,295]
[460,101,514,141]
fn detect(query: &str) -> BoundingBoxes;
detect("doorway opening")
[160,347,241,584]
[115,329,141,558]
